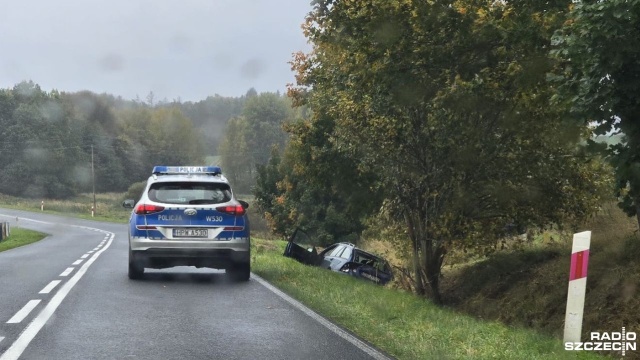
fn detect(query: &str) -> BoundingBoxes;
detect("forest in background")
[0,81,292,198]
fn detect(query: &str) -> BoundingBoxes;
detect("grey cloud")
[169,33,192,53]
[99,54,125,72]
[240,58,266,80]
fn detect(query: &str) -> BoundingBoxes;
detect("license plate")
[173,229,208,238]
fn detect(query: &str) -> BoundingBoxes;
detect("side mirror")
[238,200,249,209]
[122,199,135,209]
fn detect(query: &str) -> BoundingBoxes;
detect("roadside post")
[41,200,44,211]
[564,230,591,344]
[91,205,95,218]
[0,222,9,241]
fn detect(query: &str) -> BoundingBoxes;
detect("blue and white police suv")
[122,166,250,281]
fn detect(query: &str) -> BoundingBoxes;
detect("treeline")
[0,81,206,198]
[252,0,637,303]
[0,81,295,199]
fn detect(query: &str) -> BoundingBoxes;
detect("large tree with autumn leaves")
[268,0,612,303]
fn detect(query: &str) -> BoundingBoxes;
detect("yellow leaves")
[293,163,306,176]
[476,8,487,20]
[453,0,467,15]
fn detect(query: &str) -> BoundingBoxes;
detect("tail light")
[134,204,165,215]
[223,226,244,231]
[216,205,246,216]
[136,225,157,230]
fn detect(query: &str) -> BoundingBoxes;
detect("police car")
[122,166,250,281]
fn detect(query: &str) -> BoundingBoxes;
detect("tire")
[128,249,145,280]
[226,262,250,282]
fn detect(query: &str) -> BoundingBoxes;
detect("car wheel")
[128,249,145,280]
[226,262,250,282]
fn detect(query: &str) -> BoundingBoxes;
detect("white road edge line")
[251,274,392,360]
[0,232,114,360]
[59,267,74,277]
[6,300,41,324]
[38,280,61,294]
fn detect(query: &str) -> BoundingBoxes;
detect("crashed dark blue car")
[283,228,393,285]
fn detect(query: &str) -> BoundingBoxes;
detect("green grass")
[0,192,130,223]
[0,227,47,252]
[251,239,604,360]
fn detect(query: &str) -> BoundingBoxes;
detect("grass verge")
[251,239,603,360]
[440,203,640,359]
[0,227,47,252]
[0,192,129,223]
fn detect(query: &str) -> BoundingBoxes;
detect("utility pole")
[91,144,96,217]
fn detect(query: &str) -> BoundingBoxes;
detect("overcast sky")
[0,0,313,102]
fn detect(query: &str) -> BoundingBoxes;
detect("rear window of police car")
[148,182,232,205]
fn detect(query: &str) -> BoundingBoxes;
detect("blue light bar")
[152,166,222,175]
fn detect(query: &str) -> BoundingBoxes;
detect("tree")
[0,82,210,198]
[218,116,253,193]
[219,92,293,194]
[0,84,87,198]
[551,0,640,229]
[288,0,610,303]
[254,116,383,245]
[174,95,246,154]
[243,92,292,167]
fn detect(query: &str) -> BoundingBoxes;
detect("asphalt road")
[0,209,392,360]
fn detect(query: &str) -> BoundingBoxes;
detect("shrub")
[122,181,147,203]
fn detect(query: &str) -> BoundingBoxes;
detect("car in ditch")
[283,228,393,285]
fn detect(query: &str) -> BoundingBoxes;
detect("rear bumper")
[130,236,249,252]
[130,237,250,269]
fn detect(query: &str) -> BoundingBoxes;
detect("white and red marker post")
[564,230,591,344]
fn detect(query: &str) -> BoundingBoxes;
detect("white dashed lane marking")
[7,300,41,324]
[38,280,61,294]
[72,260,83,266]
[80,254,89,259]
[59,268,74,277]
[0,233,115,360]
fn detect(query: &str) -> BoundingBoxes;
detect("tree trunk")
[636,199,640,232]
[404,206,447,303]
[424,243,445,305]
[405,213,426,295]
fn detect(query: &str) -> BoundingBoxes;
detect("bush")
[122,181,147,203]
